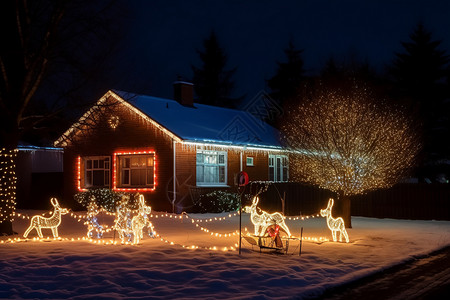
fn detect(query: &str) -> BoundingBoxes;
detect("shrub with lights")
[74,188,140,212]
[193,190,240,213]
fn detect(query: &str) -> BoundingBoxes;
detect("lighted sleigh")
[243,224,292,254]
[243,196,293,254]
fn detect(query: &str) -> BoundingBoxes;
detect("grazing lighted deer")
[131,194,153,244]
[320,198,349,243]
[244,196,291,237]
[23,198,69,238]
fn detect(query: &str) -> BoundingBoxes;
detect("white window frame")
[196,150,227,186]
[269,154,289,182]
[246,156,254,166]
[84,156,110,188]
[117,154,155,188]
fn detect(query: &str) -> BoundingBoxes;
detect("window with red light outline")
[77,150,157,192]
[112,150,157,192]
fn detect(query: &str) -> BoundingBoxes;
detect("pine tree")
[391,22,449,107]
[191,31,239,108]
[267,40,305,106]
[390,22,450,165]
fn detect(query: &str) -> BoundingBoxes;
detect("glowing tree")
[282,81,420,228]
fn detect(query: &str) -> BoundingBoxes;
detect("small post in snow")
[299,227,303,256]
[236,171,249,256]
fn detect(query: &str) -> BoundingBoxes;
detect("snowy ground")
[1,210,450,299]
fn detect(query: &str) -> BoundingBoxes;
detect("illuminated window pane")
[118,154,155,187]
[196,151,227,185]
[83,156,110,188]
[123,170,130,185]
[86,171,92,185]
[146,168,154,184]
[269,155,288,182]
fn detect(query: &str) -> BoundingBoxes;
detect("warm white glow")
[320,198,349,243]
[23,198,69,238]
[244,196,291,237]
[114,195,133,243]
[86,198,104,239]
[54,90,182,147]
[131,194,153,244]
[282,83,420,196]
[0,148,17,224]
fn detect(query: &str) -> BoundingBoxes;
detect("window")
[269,155,288,182]
[83,156,110,188]
[246,157,254,166]
[196,151,227,185]
[117,154,155,188]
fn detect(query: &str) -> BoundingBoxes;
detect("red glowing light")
[77,156,87,192]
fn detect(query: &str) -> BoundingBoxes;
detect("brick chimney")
[173,78,194,107]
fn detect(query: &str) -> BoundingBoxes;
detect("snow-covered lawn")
[1,210,450,299]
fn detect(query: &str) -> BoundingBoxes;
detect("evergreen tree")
[191,31,239,108]
[267,40,305,106]
[390,22,450,166]
[321,54,378,85]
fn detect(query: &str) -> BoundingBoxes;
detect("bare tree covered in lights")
[282,81,420,228]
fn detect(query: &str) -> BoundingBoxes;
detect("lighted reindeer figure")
[131,194,153,244]
[244,196,291,237]
[320,198,349,243]
[23,198,69,238]
[114,195,133,243]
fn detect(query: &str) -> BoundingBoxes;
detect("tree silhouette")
[321,54,379,86]
[191,31,240,108]
[267,40,305,106]
[0,0,121,234]
[389,22,450,165]
[282,80,420,228]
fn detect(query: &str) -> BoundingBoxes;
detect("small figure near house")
[320,198,349,243]
[23,198,69,238]
[114,195,133,243]
[131,194,153,244]
[86,197,104,239]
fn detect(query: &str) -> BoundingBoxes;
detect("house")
[54,82,289,212]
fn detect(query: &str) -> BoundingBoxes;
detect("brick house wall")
[62,95,176,211]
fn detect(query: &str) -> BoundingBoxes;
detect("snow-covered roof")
[113,90,282,149]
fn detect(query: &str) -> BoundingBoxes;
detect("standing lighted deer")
[131,194,153,244]
[114,195,132,243]
[320,198,349,243]
[244,196,291,237]
[23,198,69,238]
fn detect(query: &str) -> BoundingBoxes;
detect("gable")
[55,90,282,150]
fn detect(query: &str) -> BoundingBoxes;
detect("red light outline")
[112,150,157,192]
[77,156,87,192]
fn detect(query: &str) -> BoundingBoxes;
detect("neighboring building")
[17,145,64,209]
[54,82,288,212]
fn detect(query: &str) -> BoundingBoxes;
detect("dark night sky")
[108,0,450,103]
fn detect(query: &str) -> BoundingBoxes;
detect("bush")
[74,189,140,212]
[193,190,240,213]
